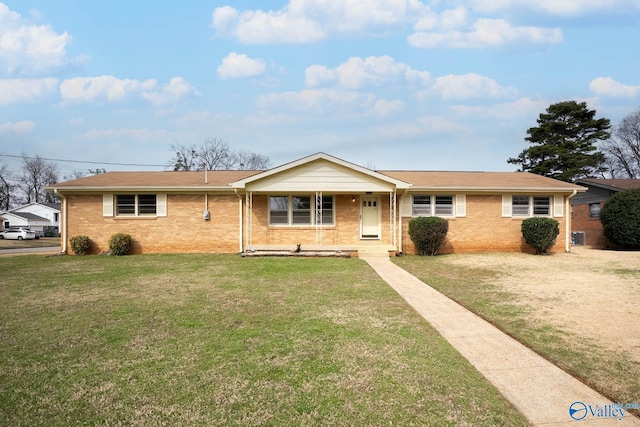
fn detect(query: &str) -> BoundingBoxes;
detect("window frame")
[511,195,551,217]
[411,194,455,217]
[589,202,601,219]
[115,194,157,217]
[268,195,334,226]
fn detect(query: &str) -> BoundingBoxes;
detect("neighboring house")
[46,153,585,256]
[0,202,61,237]
[571,178,640,247]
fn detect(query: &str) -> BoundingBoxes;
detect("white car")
[0,228,36,240]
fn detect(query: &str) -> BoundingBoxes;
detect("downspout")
[565,190,577,253]
[55,190,67,254]
[398,190,409,254]
[234,189,243,253]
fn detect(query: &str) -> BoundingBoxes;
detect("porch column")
[245,192,253,249]
[315,192,322,247]
[390,190,397,247]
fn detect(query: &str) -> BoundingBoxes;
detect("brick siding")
[571,203,607,247]
[401,195,568,254]
[63,193,569,255]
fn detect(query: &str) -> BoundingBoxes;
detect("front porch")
[242,242,395,258]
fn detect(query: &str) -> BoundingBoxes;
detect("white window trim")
[103,194,166,217]
[502,195,557,218]
[411,194,462,218]
[268,195,334,226]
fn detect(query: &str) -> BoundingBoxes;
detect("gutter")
[565,190,577,252]
[54,189,67,254]
[234,189,243,253]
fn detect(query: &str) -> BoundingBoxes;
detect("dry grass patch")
[394,248,640,409]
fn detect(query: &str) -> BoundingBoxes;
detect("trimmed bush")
[521,217,559,255]
[69,235,91,255]
[600,189,640,249]
[108,233,132,256]
[408,216,449,256]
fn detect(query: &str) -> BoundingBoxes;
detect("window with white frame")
[269,195,334,225]
[511,196,551,217]
[116,194,157,216]
[412,195,454,217]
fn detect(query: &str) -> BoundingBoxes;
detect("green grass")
[393,254,640,408]
[0,254,527,426]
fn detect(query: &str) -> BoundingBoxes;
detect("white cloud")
[431,73,518,99]
[408,17,562,49]
[463,0,640,17]
[212,5,325,44]
[60,75,157,103]
[0,120,35,134]
[142,77,200,107]
[258,88,374,113]
[0,3,80,75]
[451,97,547,119]
[212,0,429,44]
[370,100,404,117]
[217,52,267,79]
[0,77,57,105]
[305,56,431,89]
[589,77,640,98]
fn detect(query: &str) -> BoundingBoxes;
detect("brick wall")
[65,194,240,254]
[248,195,389,247]
[64,192,570,255]
[400,195,568,254]
[571,203,607,247]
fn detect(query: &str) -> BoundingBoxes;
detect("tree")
[601,109,640,178]
[508,101,610,182]
[600,189,640,249]
[170,138,270,171]
[0,161,14,210]
[20,154,59,204]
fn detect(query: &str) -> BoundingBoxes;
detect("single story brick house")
[46,153,585,256]
[571,178,640,247]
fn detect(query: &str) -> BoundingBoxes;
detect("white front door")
[361,196,379,239]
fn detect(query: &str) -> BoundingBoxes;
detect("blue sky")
[1,0,639,179]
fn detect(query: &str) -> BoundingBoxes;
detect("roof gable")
[231,153,411,192]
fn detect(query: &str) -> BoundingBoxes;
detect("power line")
[0,153,167,168]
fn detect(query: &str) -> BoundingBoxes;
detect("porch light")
[352,197,356,202]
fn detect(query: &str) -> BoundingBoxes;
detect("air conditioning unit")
[571,231,586,246]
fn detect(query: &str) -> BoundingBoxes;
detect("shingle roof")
[577,178,640,191]
[379,171,583,191]
[48,169,584,193]
[49,170,261,189]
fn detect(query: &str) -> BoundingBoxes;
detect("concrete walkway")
[362,256,640,426]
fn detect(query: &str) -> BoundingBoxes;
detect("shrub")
[521,217,559,255]
[69,235,91,255]
[600,189,640,249]
[108,233,132,256]
[408,216,449,256]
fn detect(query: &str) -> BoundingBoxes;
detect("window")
[512,196,530,216]
[116,194,156,216]
[320,196,334,225]
[292,196,311,224]
[511,196,550,217]
[412,195,454,217]
[269,195,334,225]
[269,196,289,224]
[589,203,601,219]
[435,196,453,216]
[412,196,431,216]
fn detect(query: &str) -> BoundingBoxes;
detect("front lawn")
[0,254,526,426]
